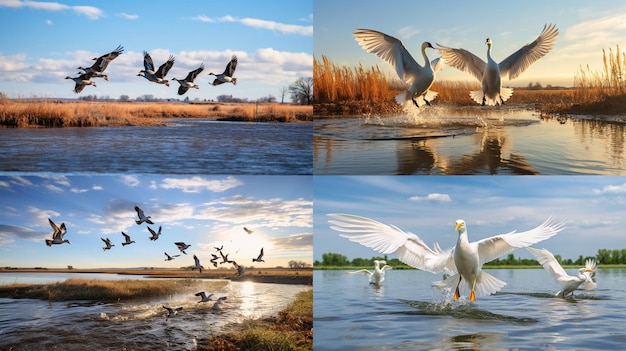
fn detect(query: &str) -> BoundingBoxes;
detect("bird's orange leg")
[469,276,477,302]
[454,275,462,301]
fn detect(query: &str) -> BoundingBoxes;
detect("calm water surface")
[0,276,310,351]
[0,120,312,174]
[314,107,626,175]
[314,269,625,350]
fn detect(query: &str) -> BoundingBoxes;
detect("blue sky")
[0,0,312,100]
[314,176,626,263]
[314,0,626,87]
[0,175,312,269]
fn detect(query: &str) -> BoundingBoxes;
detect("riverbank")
[0,99,312,127]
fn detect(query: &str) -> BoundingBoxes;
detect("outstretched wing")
[156,55,175,78]
[223,56,237,77]
[185,64,205,82]
[436,43,486,82]
[142,51,155,72]
[498,23,559,80]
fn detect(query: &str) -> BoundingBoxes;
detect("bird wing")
[49,218,60,237]
[527,247,570,281]
[95,45,124,72]
[224,56,237,77]
[185,64,205,82]
[498,23,558,80]
[147,227,156,236]
[174,242,184,248]
[436,43,486,82]
[142,51,155,72]
[476,217,565,265]
[585,258,597,271]
[346,269,372,276]
[194,255,200,265]
[101,237,108,244]
[430,56,445,73]
[328,213,453,273]
[259,247,264,257]
[73,82,86,94]
[353,29,423,86]
[122,232,130,240]
[156,55,175,78]
[177,85,189,95]
[135,206,144,218]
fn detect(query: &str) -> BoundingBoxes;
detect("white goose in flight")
[121,232,135,246]
[147,226,162,241]
[138,51,175,87]
[173,64,204,95]
[329,214,564,302]
[101,237,115,251]
[353,29,444,108]
[209,55,237,86]
[65,73,96,94]
[45,218,69,246]
[437,24,558,106]
[527,247,594,298]
[346,259,393,287]
[134,205,154,225]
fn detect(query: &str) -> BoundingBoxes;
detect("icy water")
[0,120,312,174]
[314,107,626,175]
[314,269,625,351]
[0,277,310,351]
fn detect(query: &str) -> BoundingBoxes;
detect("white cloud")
[45,19,52,25]
[409,193,452,203]
[0,1,104,19]
[160,176,243,193]
[191,14,312,36]
[92,185,103,191]
[117,12,138,20]
[120,175,140,187]
[593,183,626,195]
[70,188,88,193]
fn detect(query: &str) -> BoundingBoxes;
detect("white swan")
[437,24,558,106]
[527,247,594,298]
[45,218,69,246]
[173,64,204,95]
[138,51,175,87]
[101,237,114,251]
[579,258,597,290]
[328,214,564,302]
[346,259,393,287]
[352,28,444,108]
[209,55,237,86]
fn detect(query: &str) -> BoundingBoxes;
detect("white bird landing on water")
[353,29,444,109]
[45,218,69,246]
[437,24,558,106]
[346,259,393,287]
[329,214,564,302]
[579,258,598,290]
[528,247,595,298]
[134,205,154,225]
[101,237,114,251]
[195,291,214,303]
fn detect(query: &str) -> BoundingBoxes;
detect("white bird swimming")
[164,252,180,261]
[121,231,135,246]
[212,296,227,310]
[346,259,393,287]
[147,226,161,241]
[252,248,264,262]
[138,51,175,87]
[45,218,69,246]
[174,242,191,255]
[163,305,183,321]
[173,64,204,95]
[437,24,558,106]
[579,258,597,290]
[209,55,237,86]
[353,28,444,108]
[329,214,564,302]
[527,247,594,298]
[101,237,114,251]
[134,205,154,225]
[195,291,214,303]
[192,254,204,273]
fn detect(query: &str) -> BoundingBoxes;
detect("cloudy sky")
[0,175,312,269]
[0,0,312,100]
[315,0,626,87]
[314,176,626,263]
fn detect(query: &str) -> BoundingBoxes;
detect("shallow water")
[0,279,310,351]
[0,272,153,285]
[314,269,625,350]
[313,107,626,175]
[0,120,312,174]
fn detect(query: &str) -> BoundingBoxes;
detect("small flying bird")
[164,252,180,261]
[243,227,253,234]
[134,205,154,225]
[211,296,227,310]
[174,242,191,255]
[45,218,69,246]
[208,55,237,86]
[78,45,124,77]
[101,237,115,251]
[65,73,96,93]
[195,291,214,303]
[252,248,264,263]
[173,64,204,95]
[163,305,183,321]
[214,245,223,252]
[138,51,175,86]
[210,254,219,268]
[147,226,162,241]
[121,232,135,246]
[219,251,233,265]
[233,261,245,276]
[192,254,204,273]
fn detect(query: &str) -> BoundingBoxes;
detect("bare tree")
[288,77,313,105]
[279,85,288,104]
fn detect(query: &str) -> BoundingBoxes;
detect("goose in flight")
[101,237,115,251]
[353,29,444,108]
[121,232,135,246]
[192,254,204,273]
[78,45,124,77]
[233,261,245,276]
[212,296,227,310]
[437,24,558,106]
[214,245,223,252]
[527,247,594,298]
[147,225,162,241]
[346,259,393,287]
[45,218,69,246]
[173,64,204,95]
[209,55,237,86]
[219,251,233,265]
[210,254,219,268]
[252,248,265,262]
[65,74,96,94]
[164,252,180,261]
[163,306,183,321]
[134,205,154,225]
[243,227,253,234]
[329,214,564,302]
[579,258,597,290]
[138,51,175,87]
[174,242,191,255]
[195,291,214,303]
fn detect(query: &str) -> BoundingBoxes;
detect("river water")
[314,107,626,175]
[0,275,310,350]
[314,268,625,351]
[0,120,312,174]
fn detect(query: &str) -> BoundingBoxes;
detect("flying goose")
[138,51,175,87]
[174,242,191,255]
[329,214,564,302]
[233,261,245,276]
[163,305,183,321]
[211,296,227,310]
[101,237,115,251]
[195,291,214,303]
[65,74,96,94]
[353,29,444,108]
[209,55,237,86]
[173,64,204,95]
[192,254,204,273]
[219,250,233,265]
[121,232,135,246]
[214,245,223,252]
[134,205,154,225]
[45,218,69,246]
[243,227,253,234]
[346,260,393,287]
[164,252,180,261]
[78,45,124,77]
[147,226,162,241]
[527,247,594,298]
[252,248,264,262]
[437,24,558,106]
[210,254,219,268]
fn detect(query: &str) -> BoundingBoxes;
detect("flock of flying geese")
[353,23,559,108]
[65,45,238,95]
